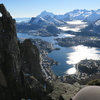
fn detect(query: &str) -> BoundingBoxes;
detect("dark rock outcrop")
[0,4,52,100]
[0,3,21,85]
[49,82,86,100]
[46,25,62,35]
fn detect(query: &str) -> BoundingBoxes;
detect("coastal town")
[31,37,100,82]
[55,59,100,83]
[18,35,100,83]
[55,36,100,48]
[19,37,59,80]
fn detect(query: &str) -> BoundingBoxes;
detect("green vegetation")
[87,79,100,86]
[90,37,98,40]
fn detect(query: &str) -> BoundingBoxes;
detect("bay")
[17,33,100,76]
[49,45,100,76]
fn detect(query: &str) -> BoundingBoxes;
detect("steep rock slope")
[37,10,55,18]
[29,17,54,25]
[49,82,86,100]
[0,4,52,100]
[84,10,100,23]
[93,18,100,34]
[19,39,43,82]
[43,15,65,25]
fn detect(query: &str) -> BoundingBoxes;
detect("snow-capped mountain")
[29,17,54,26]
[37,9,100,23]
[84,10,100,23]
[55,9,100,22]
[43,15,65,25]
[53,9,91,21]
[65,9,100,22]
[54,13,72,21]
[93,18,100,33]
[67,9,91,20]
[15,17,31,23]
[16,9,100,29]
[94,19,100,26]
[37,10,55,18]
[28,15,65,26]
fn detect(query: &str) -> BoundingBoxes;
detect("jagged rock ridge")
[0,4,52,100]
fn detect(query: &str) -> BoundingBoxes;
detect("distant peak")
[42,10,47,13]
[91,10,95,12]
[44,15,51,18]
[37,10,54,18]
[73,9,79,12]
[74,9,79,11]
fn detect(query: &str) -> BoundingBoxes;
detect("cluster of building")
[30,38,59,81]
[40,52,57,81]
[52,59,100,83]
[75,59,100,79]
[19,37,59,81]
[19,36,100,83]
[55,36,100,47]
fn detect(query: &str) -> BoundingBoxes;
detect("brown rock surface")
[49,82,86,100]
[0,3,50,100]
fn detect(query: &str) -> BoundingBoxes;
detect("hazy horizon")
[1,0,100,18]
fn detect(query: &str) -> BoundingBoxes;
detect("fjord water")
[49,45,100,76]
[17,33,100,76]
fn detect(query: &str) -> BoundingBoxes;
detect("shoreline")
[18,35,100,82]
[55,35,100,48]
[18,37,59,81]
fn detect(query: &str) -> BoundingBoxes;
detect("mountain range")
[16,9,100,26]
[37,9,100,23]
[16,9,100,35]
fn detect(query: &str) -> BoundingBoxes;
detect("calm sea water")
[17,33,100,76]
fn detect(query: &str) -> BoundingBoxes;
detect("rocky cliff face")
[0,4,90,100]
[0,4,52,100]
[49,82,86,100]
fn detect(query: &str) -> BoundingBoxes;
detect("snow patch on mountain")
[37,10,55,18]
[15,17,31,23]
[67,9,92,20]
[84,10,100,22]
[43,15,65,25]
[37,9,100,23]
[93,18,100,33]
[16,9,100,27]
[54,13,72,21]
[95,19,100,26]
[29,17,54,25]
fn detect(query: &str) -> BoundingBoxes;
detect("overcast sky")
[1,0,100,18]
